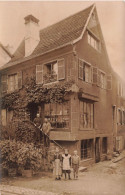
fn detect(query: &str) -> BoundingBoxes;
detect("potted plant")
[16,142,43,177]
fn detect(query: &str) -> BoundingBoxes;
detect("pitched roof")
[0,42,12,57]
[2,4,94,69]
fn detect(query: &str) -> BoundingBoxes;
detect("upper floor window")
[44,101,69,129]
[117,109,122,125]
[100,72,106,89]
[8,74,18,92]
[78,59,92,83]
[88,32,100,51]
[80,101,94,129]
[36,59,65,85]
[1,71,22,94]
[118,82,123,97]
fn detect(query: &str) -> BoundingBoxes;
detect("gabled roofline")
[0,4,95,72]
[0,42,13,58]
[73,4,95,44]
[0,41,73,71]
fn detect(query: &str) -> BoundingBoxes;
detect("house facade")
[0,4,125,166]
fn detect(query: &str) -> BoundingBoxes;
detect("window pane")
[44,102,69,129]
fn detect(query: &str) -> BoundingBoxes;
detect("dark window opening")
[81,139,93,160]
[102,137,107,154]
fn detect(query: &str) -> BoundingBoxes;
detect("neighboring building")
[0,4,125,165]
[0,42,12,67]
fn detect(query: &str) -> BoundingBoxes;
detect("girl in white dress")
[62,149,71,180]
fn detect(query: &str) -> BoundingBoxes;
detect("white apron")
[62,154,71,170]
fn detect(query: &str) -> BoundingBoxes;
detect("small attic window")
[87,32,101,52]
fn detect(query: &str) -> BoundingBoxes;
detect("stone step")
[79,166,87,172]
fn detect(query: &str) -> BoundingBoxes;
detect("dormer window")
[88,32,101,51]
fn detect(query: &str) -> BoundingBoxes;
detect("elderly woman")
[53,147,62,180]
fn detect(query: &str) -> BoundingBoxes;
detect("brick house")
[0,4,125,165]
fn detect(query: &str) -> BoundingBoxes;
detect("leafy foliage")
[0,140,43,171]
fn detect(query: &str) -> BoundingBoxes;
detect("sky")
[0,1,125,81]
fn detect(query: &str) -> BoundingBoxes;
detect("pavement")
[0,151,125,195]
[0,185,58,195]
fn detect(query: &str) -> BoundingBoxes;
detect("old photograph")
[0,1,125,195]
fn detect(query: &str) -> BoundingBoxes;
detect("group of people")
[33,113,80,180]
[53,148,80,180]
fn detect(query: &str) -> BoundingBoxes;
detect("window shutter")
[92,67,98,84]
[78,59,83,80]
[106,75,112,90]
[18,71,22,89]
[58,59,65,80]
[97,69,101,87]
[1,74,7,93]
[36,65,43,84]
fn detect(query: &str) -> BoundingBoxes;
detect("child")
[53,147,62,180]
[72,150,80,179]
[62,149,71,180]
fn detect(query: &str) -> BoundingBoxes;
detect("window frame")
[87,31,101,52]
[8,73,18,92]
[44,101,70,129]
[78,59,92,84]
[79,100,94,130]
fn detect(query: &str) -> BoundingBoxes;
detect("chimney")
[24,15,40,57]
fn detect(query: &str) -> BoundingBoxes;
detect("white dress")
[62,154,71,170]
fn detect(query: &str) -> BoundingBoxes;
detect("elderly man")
[42,118,51,147]
[33,113,42,142]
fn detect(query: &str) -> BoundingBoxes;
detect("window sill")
[51,128,70,132]
[43,80,59,86]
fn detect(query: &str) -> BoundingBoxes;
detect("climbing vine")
[1,76,74,111]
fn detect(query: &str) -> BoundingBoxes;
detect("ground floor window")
[81,139,93,160]
[44,101,69,128]
[102,137,107,154]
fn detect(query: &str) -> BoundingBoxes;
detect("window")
[44,101,69,129]
[79,59,92,83]
[102,137,107,154]
[1,109,7,126]
[118,82,123,96]
[43,61,58,84]
[8,74,18,92]
[81,139,93,159]
[80,101,94,129]
[7,110,13,123]
[88,32,100,51]
[123,111,125,125]
[117,109,122,125]
[36,59,65,85]
[1,74,7,93]
[100,72,106,89]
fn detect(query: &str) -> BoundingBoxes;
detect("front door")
[95,137,100,163]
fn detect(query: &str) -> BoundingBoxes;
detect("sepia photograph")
[0,1,125,195]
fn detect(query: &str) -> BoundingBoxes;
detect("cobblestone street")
[1,154,125,195]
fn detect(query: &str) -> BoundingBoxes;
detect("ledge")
[50,131,78,141]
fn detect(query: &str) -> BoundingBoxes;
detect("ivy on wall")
[1,76,75,111]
